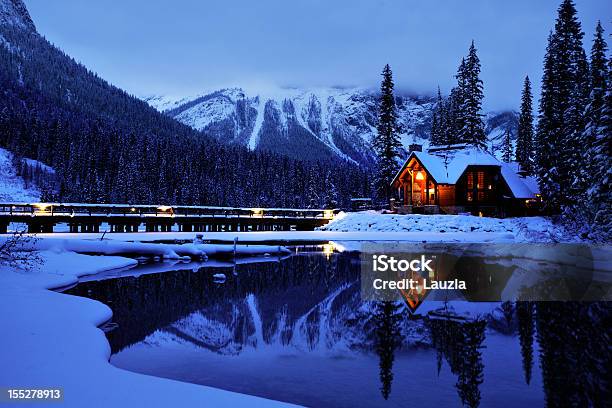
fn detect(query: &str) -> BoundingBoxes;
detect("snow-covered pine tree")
[323,170,339,208]
[536,32,561,212]
[536,0,589,214]
[516,76,534,174]
[586,45,611,239]
[431,111,440,145]
[501,129,513,163]
[585,22,609,138]
[444,86,463,145]
[438,93,450,146]
[459,41,486,148]
[373,64,402,201]
[452,59,467,144]
[430,87,444,146]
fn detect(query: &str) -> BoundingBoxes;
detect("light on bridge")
[33,203,50,212]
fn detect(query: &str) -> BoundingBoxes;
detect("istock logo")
[372,254,434,273]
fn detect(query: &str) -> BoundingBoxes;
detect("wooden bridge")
[0,203,338,234]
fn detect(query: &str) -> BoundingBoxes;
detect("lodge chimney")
[409,143,422,152]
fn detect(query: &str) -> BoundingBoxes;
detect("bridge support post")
[0,222,8,234]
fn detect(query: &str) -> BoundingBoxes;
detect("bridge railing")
[0,203,338,220]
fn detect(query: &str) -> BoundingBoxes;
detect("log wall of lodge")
[391,147,542,216]
[0,203,338,234]
[437,185,455,207]
[393,161,524,216]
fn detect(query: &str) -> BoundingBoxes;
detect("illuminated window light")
[415,171,424,181]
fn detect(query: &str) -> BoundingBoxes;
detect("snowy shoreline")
[319,211,579,243]
[0,249,293,407]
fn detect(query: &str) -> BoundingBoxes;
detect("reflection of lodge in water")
[396,250,516,306]
[66,250,610,408]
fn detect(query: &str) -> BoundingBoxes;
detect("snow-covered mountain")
[145,87,518,166]
[145,87,436,165]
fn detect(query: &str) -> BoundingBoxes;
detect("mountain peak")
[0,0,36,31]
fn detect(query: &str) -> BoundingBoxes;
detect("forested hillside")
[0,0,370,208]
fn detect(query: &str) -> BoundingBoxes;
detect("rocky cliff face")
[146,87,517,166]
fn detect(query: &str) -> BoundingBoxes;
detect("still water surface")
[66,248,609,407]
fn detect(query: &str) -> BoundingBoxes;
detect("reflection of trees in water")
[426,315,486,408]
[535,302,610,407]
[66,253,360,353]
[516,301,534,385]
[373,301,403,400]
[66,252,611,406]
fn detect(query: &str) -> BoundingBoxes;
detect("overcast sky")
[25,0,610,110]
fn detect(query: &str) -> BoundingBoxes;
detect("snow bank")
[320,211,574,243]
[34,230,515,244]
[0,253,293,407]
[2,236,292,261]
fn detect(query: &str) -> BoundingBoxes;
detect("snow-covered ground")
[6,236,291,260]
[0,210,586,407]
[0,147,41,202]
[320,211,576,243]
[31,229,516,244]
[0,247,294,407]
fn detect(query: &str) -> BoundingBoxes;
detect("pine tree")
[501,129,513,163]
[585,22,608,136]
[431,86,444,145]
[516,76,534,174]
[453,59,467,143]
[458,42,486,148]
[516,302,534,385]
[583,22,611,239]
[535,0,589,214]
[373,301,402,400]
[373,64,402,201]
[431,111,440,145]
[586,53,611,238]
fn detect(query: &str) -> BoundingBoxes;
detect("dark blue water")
[66,250,610,407]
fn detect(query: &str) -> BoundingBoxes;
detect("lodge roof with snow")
[391,145,541,216]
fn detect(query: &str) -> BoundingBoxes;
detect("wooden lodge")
[390,144,541,217]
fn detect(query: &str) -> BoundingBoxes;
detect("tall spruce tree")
[501,129,513,163]
[583,22,611,238]
[453,59,468,144]
[373,64,401,201]
[586,47,611,238]
[516,76,534,174]
[535,0,589,213]
[459,41,487,148]
[430,87,444,145]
